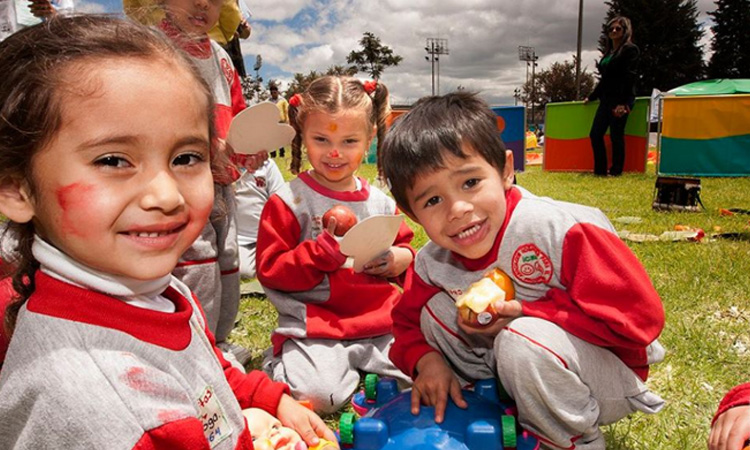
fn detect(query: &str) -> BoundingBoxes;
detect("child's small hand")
[276,394,338,446]
[411,352,467,424]
[709,405,750,450]
[457,299,523,345]
[363,246,412,278]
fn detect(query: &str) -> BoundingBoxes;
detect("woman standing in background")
[586,16,639,176]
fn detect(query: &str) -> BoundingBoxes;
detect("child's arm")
[256,196,347,292]
[390,266,444,377]
[521,224,664,357]
[710,384,750,450]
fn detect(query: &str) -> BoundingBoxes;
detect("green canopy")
[669,79,750,96]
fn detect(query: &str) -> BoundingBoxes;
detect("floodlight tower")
[518,46,539,127]
[425,38,449,96]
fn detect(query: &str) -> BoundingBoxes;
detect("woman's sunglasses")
[609,25,623,32]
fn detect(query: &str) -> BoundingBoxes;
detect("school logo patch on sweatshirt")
[511,243,553,284]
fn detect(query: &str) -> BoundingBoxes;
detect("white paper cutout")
[226,102,295,155]
[339,215,404,273]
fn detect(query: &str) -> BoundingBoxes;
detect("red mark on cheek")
[56,183,97,237]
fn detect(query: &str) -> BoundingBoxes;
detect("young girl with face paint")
[124,0,268,366]
[255,76,414,414]
[0,16,335,448]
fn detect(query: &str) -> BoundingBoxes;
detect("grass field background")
[232,156,750,449]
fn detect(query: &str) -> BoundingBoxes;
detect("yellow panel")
[662,95,750,139]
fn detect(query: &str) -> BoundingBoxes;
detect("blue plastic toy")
[343,377,539,450]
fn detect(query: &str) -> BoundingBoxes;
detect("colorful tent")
[543,98,649,172]
[669,79,750,96]
[658,92,750,176]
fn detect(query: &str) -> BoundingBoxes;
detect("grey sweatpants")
[421,297,664,450]
[264,335,411,414]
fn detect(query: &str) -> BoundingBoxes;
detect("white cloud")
[75,0,108,14]
[83,0,720,105]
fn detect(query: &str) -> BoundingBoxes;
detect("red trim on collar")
[26,272,194,351]
[298,171,371,202]
[158,19,212,59]
[454,186,522,271]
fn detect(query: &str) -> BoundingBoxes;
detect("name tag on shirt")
[196,385,232,447]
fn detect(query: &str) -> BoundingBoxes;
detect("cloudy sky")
[82,0,718,105]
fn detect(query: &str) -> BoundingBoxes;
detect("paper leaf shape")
[227,102,295,155]
[339,215,404,273]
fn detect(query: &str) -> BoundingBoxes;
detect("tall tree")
[603,0,704,94]
[707,0,750,78]
[346,32,403,80]
[522,59,596,124]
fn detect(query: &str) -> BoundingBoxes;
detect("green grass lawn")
[232,157,750,449]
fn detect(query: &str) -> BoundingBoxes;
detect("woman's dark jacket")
[588,42,639,109]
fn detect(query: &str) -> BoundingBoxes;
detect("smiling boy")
[380,92,666,450]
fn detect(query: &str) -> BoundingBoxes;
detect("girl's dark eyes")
[173,152,205,166]
[94,155,130,168]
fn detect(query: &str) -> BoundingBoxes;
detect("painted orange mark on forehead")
[328,122,338,132]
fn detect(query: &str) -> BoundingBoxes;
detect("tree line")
[244,0,748,110]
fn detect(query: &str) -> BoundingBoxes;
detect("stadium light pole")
[425,38,449,96]
[518,46,538,127]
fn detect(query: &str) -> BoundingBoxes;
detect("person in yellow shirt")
[269,83,289,158]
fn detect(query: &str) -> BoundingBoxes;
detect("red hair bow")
[289,94,302,107]
[363,80,377,95]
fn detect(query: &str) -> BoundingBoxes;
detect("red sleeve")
[522,223,664,364]
[193,293,289,415]
[230,70,246,117]
[713,383,750,425]
[0,277,14,365]
[133,417,212,450]
[390,265,442,377]
[256,195,347,292]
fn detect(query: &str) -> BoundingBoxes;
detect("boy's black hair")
[379,91,507,217]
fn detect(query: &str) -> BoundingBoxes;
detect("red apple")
[322,205,358,237]
[456,269,515,327]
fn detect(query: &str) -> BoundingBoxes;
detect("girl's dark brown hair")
[0,14,215,337]
[287,76,390,175]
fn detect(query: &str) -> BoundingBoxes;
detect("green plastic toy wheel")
[501,415,517,448]
[339,412,357,445]
[364,373,379,400]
